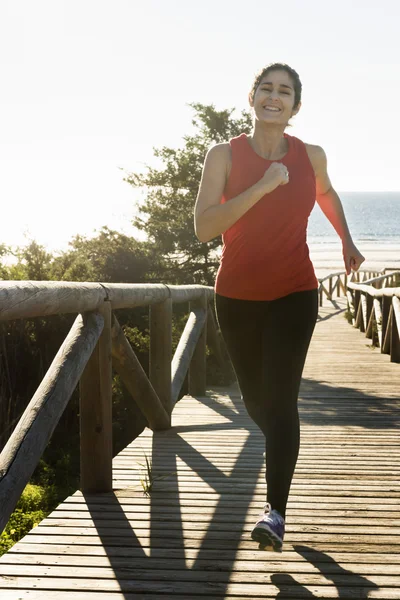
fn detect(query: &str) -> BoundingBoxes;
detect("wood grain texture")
[1,296,400,598]
[0,311,104,533]
[80,301,113,493]
[111,314,170,431]
[0,282,214,321]
[188,295,207,397]
[171,307,207,407]
[150,298,173,417]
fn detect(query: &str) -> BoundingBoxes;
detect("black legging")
[214,288,319,520]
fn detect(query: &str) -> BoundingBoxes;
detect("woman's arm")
[194,144,278,243]
[313,145,352,242]
[312,145,365,274]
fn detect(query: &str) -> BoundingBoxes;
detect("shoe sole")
[251,524,283,552]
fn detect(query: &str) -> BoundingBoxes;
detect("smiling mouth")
[264,107,281,113]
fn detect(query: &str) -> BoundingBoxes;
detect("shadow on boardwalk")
[83,374,399,598]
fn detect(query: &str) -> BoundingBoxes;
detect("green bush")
[0,484,47,555]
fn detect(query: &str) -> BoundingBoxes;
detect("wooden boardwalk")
[1,296,399,598]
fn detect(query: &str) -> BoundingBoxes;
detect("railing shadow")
[85,372,398,597]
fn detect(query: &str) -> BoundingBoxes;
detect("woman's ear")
[248,92,254,108]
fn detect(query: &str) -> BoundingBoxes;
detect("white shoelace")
[263,502,284,523]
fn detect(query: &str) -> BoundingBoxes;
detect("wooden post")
[171,307,207,406]
[360,293,368,334]
[365,305,374,340]
[381,295,392,354]
[80,301,113,493]
[150,297,172,415]
[365,294,373,337]
[353,289,361,324]
[346,290,356,324]
[328,277,333,300]
[373,298,383,349]
[355,299,363,330]
[111,315,170,430]
[390,297,400,363]
[189,293,207,396]
[382,305,393,355]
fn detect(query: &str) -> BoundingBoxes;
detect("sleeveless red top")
[214,132,319,301]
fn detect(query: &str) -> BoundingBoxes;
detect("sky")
[1,0,399,254]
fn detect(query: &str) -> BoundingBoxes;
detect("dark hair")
[249,63,302,125]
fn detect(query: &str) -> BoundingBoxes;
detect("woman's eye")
[261,89,290,95]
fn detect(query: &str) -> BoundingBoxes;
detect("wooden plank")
[2,564,400,589]
[6,544,400,564]
[6,533,400,553]
[1,577,399,599]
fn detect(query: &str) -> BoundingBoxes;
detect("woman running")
[194,62,365,552]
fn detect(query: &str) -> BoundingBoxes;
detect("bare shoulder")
[206,141,231,163]
[304,142,332,195]
[304,142,326,175]
[205,142,232,181]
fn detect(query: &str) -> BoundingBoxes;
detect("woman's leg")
[214,293,265,420]
[215,289,318,520]
[260,289,319,519]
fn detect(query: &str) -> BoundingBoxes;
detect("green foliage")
[137,452,176,497]
[344,309,353,324]
[123,103,253,286]
[123,325,150,354]
[49,226,167,284]
[0,484,48,554]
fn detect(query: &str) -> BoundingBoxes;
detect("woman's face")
[249,69,300,124]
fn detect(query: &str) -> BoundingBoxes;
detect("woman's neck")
[248,126,288,160]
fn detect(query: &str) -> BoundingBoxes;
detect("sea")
[306,191,400,278]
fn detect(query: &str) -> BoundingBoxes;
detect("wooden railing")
[347,272,400,362]
[1,272,398,536]
[0,281,230,534]
[318,268,400,363]
[317,268,383,307]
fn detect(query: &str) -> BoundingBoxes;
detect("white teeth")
[264,106,280,112]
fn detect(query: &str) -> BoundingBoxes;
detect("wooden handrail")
[0,281,214,322]
[0,282,224,536]
[317,267,400,306]
[323,268,400,363]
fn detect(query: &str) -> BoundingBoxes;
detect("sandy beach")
[309,241,400,280]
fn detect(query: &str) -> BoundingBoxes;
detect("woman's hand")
[342,238,365,275]
[259,162,289,193]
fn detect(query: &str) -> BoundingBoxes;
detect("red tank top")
[214,132,319,301]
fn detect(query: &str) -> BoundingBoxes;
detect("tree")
[49,226,167,284]
[123,103,253,286]
[4,240,53,281]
